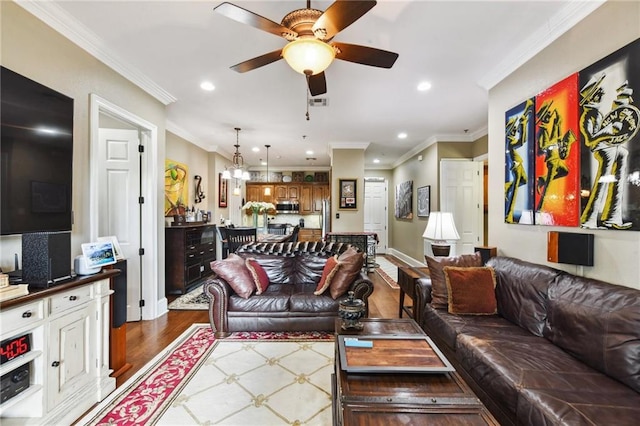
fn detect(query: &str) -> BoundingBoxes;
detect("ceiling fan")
[214,0,399,96]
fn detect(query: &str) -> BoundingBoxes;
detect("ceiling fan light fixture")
[282,38,335,75]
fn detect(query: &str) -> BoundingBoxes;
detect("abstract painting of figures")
[579,38,640,231]
[534,74,580,227]
[505,99,535,224]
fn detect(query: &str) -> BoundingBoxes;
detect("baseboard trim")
[387,248,424,267]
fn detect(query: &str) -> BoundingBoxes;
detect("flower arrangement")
[242,201,276,215]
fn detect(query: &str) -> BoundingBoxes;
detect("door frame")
[363,178,389,254]
[89,94,161,320]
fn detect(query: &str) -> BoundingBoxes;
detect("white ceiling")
[25,1,603,170]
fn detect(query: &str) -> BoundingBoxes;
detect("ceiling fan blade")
[313,0,376,40]
[231,49,283,73]
[214,2,296,38]
[332,42,399,68]
[307,72,327,96]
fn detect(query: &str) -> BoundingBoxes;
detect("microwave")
[275,201,299,214]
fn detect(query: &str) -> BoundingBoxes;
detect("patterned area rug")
[168,285,209,310]
[78,324,334,425]
[375,255,400,289]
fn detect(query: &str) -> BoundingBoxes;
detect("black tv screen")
[1,66,74,235]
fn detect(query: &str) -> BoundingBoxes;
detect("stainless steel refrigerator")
[321,199,331,237]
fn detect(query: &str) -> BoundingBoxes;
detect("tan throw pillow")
[443,266,497,315]
[245,258,269,295]
[329,246,365,299]
[210,253,255,299]
[426,252,482,309]
[314,256,341,295]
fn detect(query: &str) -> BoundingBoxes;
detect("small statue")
[339,291,365,331]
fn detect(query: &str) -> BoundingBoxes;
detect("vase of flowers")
[242,201,275,229]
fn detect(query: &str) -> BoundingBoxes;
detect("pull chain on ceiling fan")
[214,0,399,97]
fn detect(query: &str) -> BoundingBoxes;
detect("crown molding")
[328,142,371,150]
[478,0,605,90]
[16,0,177,105]
[165,120,219,152]
[392,127,488,169]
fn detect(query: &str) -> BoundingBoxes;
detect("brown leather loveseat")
[204,241,374,338]
[415,256,640,425]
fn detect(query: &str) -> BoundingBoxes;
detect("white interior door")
[364,180,388,254]
[440,160,484,256]
[98,128,141,321]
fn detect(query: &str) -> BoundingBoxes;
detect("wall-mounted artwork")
[505,37,640,231]
[417,186,430,217]
[579,38,640,231]
[395,180,413,219]
[164,159,188,216]
[534,73,580,227]
[339,179,357,209]
[505,99,535,224]
[218,173,228,208]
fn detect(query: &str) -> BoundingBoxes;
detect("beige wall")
[389,140,485,262]
[331,149,364,232]
[0,2,166,291]
[488,1,640,289]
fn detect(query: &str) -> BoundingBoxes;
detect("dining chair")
[289,225,300,243]
[216,226,229,259]
[267,223,288,235]
[226,227,257,253]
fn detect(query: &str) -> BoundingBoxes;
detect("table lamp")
[423,212,460,257]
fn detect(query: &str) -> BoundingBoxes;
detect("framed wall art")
[395,180,413,219]
[417,186,431,217]
[339,179,357,209]
[218,173,228,208]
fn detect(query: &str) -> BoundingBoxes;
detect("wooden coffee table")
[332,318,498,425]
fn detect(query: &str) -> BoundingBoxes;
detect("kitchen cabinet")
[299,228,323,242]
[247,183,329,213]
[0,273,115,425]
[165,224,217,294]
[274,184,299,202]
[247,184,273,203]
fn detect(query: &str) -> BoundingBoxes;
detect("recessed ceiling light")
[306,150,314,155]
[398,132,408,139]
[417,81,432,91]
[200,81,215,91]
[252,147,260,152]
[373,158,380,164]
[261,161,267,166]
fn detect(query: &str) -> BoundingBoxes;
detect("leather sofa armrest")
[414,277,433,328]
[203,276,232,338]
[349,272,375,317]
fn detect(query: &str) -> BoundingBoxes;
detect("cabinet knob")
[69,295,78,301]
[22,311,32,318]
[51,361,60,367]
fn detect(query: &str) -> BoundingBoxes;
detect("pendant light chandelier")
[222,127,250,181]
[264,144,271,196]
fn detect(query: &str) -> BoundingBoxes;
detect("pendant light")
[264,144,272,196]
[222,127,250,181]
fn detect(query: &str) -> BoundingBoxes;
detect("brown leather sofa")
[204,241,374,338]
[415,256,640,426]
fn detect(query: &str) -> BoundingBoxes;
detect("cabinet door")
[274,185,288,201]
[246,185,262,202]
[300,185,313,214]
[288,185,300,200]
[47,303,95,410]
[312,185,328,212]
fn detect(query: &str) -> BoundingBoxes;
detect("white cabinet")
[0,274,115,425]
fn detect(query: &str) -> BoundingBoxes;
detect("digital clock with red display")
[0,333,31,364]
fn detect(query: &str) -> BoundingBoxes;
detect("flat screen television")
[1,66,74,235]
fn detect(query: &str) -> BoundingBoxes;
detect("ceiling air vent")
[308,98,328,107]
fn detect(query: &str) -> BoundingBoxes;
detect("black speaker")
[22,231,72,288]
[112,259,128,328]
[547,231,594,266]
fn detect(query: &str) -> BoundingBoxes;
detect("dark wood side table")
[397,266,429,319]
[332,318,498,426]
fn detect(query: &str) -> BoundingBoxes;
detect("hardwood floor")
[115,256,408,388]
